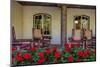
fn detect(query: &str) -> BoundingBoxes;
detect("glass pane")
[34,15,42,29]
[74,16,81,29]
[43,14,51,35]
[81,16,89,29]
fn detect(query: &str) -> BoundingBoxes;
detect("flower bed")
[12,43,96,66]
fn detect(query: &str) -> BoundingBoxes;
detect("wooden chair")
[72,29,82,40]
[12,26,32,50]
[42,36,51,47]
[84,29,92,39]
[32,28,43,47]
[68,29,83,47]
[12,26,16,42]
[83,29,94,49]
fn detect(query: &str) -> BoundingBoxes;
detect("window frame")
[73,15,90,30]
[33,13,52,36]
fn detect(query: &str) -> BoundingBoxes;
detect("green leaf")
[14,60,17,65]
[64,53,71,58]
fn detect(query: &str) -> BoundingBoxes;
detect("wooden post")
[61,5,67,48]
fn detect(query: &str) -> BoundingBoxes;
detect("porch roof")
[17,1,96,9]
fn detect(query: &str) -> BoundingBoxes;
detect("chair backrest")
[12,26,16,42]
[84,29,92,40]
[32,28,42,39]
[72,29,82,40]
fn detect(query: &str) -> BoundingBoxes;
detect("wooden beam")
[61,5,67,48]
[17,1,96,9]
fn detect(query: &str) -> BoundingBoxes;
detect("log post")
[61,5,67,48]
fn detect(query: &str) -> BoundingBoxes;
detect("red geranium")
[55,51,61,59]
[31,47,36,52]
[39,52,44,58]
[75,43,80,48]
[65,47,71,53]
[23,53,32,60]
[12,47,17,53]
[84,49,90,57]
[78,51,84,57]
[37,58,45,64]
[64,43,69,48]
[77,58,81,62]
[46,49,51,55]
[16,55,23,62]
[52,47,57,52]
[17,52,22,56]
[70,43,75,48]
[68,56,74,62]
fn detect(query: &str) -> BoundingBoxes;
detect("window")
[74,16,81,29]
[33,13,51,36]
[74,15,90,30]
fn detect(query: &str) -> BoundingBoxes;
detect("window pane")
[74,16,81,29]
[43,15,51,35]
[34,15,42,29]
[81,16,89,29]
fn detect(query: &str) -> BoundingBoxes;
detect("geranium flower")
[12,47,17,53]
[77,58,81,62]
[39,52,44,58]
[55,51,61,59]
[37,58,45,64]
[23,53,32,60]
[75,43,80,48]
[46,49,51,55]
[70,43,75,48]
[17,52,22,56]
[68,56,74,62]
[52,47,57,52]
[31,47,36,52]
[84,49,90,57]
[64,43,69,48]
[78,51,84,57]
[16,55,23,62]
[65,47,71,53]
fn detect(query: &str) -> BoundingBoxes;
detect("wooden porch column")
[61,5,67,48]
